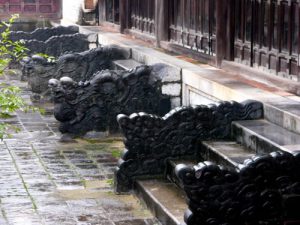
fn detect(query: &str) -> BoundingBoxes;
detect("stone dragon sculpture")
[22,45,129,99]
[23,33,90,57]
[115,100,264,192]
[49,64,171,136]
[8,25,79,42]
[176,151,300,225]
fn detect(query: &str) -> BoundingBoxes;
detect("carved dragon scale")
[49,64,171,136]
[9,26,82,69]
[115,100,264,193]
[23,33,90,57]
[176,151,300,225]
[23,45,129,95]
[9,25,79,42]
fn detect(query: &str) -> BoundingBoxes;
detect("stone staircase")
[126,106,300,225]
[59,23,300,225]
[72,50,300,224]
[109,59,188,225]
[232,119,300,154]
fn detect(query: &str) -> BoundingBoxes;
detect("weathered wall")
[62,0,83,24]
[62,0,98,25]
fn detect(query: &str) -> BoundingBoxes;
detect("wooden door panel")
[234,0,299,80]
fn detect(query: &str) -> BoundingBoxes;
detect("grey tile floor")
[0,76,161,225]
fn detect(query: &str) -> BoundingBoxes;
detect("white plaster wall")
[62,0,84,24]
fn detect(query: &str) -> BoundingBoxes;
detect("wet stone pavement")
[0,75,161,225]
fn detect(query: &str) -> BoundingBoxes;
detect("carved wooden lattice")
[234,0,299,80]
[105,0,119,24]
[169,0,216,55]
[129,0,155,35]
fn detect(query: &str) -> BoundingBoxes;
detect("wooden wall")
[0,0,62,19]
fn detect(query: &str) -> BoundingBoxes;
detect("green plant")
[0,84,25,117]
[0,14,33,140]
[0,14,28,74]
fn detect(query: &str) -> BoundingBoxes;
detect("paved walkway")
[0,75,161,225]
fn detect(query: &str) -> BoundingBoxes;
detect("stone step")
[232,119,300,154]
[135,179,186,225]
[199,141,256,170]
[263,102,300,137]
[165,141,255,188]
[165,159,198,188]
[113,59,142,70]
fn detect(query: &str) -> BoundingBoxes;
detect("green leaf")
[0,14,32,139]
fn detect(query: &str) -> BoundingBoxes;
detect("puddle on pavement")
[56,188,152,219]
[84,180,112,189]
[58,138,124,162]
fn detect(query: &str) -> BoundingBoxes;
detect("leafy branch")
[0,14,35,140]
[0,14,28,75]
[0,84,25,117]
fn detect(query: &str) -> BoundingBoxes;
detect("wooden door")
[169,0,216,55]
[234,0,300,81]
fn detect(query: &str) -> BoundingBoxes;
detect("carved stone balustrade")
[115,100,264,193]
[9,25,79,42]
[49,64,171,136]
[23,33,91,57]
[11,32,92,70]
[22,45,130,96]
[21,55,57,95]
[176,151,300,225]
[8,26,81,69]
